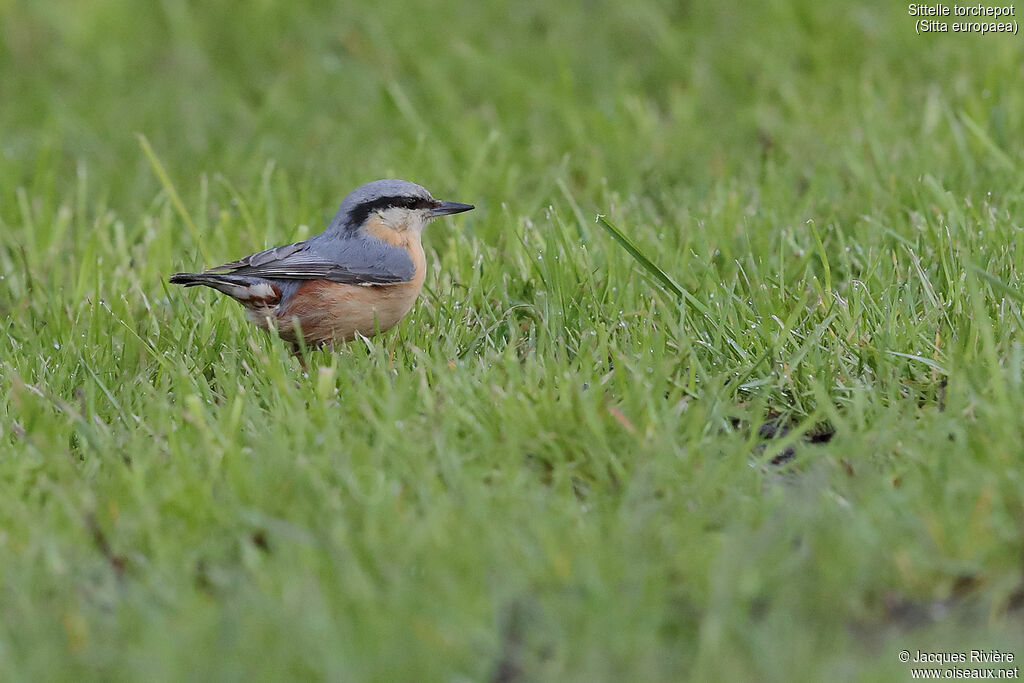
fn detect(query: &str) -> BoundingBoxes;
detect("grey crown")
[327,178,433,232]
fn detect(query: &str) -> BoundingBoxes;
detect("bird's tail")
[169,271,249,291]
[170,272,280,305]
[169,272,202,286]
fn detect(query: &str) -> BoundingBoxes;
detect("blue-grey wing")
[206,235,415,285]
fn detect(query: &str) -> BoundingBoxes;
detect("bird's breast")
[270,236,426,345]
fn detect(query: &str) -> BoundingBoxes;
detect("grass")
[2,0,1024,679]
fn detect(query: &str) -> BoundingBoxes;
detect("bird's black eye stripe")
[347,195,435,227]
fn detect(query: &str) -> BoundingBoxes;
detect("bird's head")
[330,179,474,238]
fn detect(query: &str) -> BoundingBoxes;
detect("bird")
[170,179,474,348]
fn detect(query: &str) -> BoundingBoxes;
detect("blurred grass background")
[2,0,1024,680]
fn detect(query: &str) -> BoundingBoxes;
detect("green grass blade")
[137,133,211,263]
[596,215,683,296]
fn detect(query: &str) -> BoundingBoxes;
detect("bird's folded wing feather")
[204,239,415,285]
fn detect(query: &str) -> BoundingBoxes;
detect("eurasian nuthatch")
[170,179,474,347]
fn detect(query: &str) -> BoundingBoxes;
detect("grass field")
[2,1,1024,680]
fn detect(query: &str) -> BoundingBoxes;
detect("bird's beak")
[430,201,475,217]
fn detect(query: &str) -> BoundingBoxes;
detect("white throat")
[377,207,430,233]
